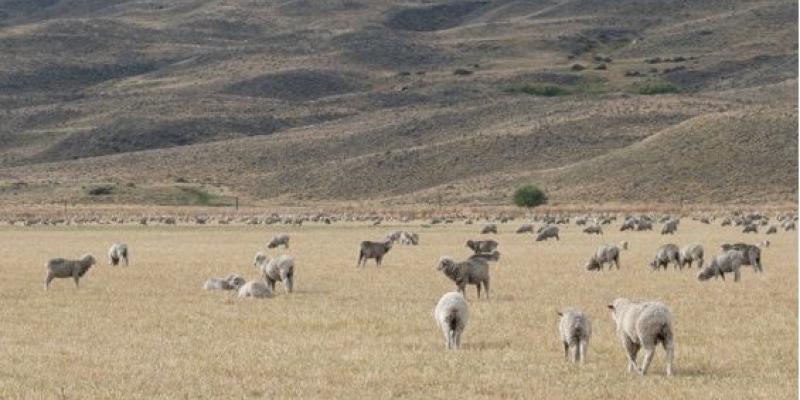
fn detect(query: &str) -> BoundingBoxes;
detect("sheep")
[108,243,129,266]
[620,219,636,231]
[784,221,796,231]
[237,280,273,298]
[679,243,704,269]
[720,243,764,273]
[44,254,97,289]
[721,218,732,226]
[650,244,680,270]
[203,274,246,291]
[516,224,534,234]
[558,309,591,363]
[536,225,560,241]
[481,224,498,234]
[358,239,393,267]
[742,224,758,233]
[583,225,603,235]
[468,250,501,263]
[607,298,674,376]
[660,220,678,235]
[466,239,499,254]
[436,257,490,299]
[585,244,621,271]
[399,231,419,245]
[765,225,778,234]
[434,291,469,350]
[266,234,290,249]
[254,253,295,293]
[697,250,746,282]
[636,220,653,231]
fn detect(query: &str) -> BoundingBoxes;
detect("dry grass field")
[0,220,795,399]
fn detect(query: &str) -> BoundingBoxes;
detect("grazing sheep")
[399,231,419,245]
[437,257,490,299]
[784,221,796,231]
[466,239,499,254]
[558,309,592,363]
[742,224,758,233]
[620,219,637,231]
[607,298,674,376]
[660,220,678,235]
[679,244,704,269]
[650,244,680,270]
[766,225,778,234]
[267,234,290,249]
[237,280,273,298]
[536,225,560,241]
[434,291,469,350]
[583,225,603,235]
[636,220,653,231]
[108,243,129,266]
[585,244,621,271]
[481,224,498,234]
[254,253,295,294]
[44,254,97,289]
[358,240,393,267]
[468,250,501,263]
[720,243,764,273]
[721,218,732,227]
[697,250,746,282]
[516,224,534,234]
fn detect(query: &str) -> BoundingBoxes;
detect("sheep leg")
[483,280,489,299]
[72,275,80,289]
[476,283,481,299]
[578,340,588,364]
[639,345,655,376]
[623,338,641,373]
[572,341,580,363]
[454,329,462,349]
[734,269,740,282]
[563,342,570,360]
[44,272,55,290]
[663,338,675,376]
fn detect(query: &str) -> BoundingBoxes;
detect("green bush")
[513,184,547,208]
[87,185,114,196]
[636,81,679,95]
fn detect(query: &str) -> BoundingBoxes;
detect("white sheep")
[558,309,591,363]
[45,254,97,289]
[679,243,704,269]
[108,243,129,266]
[237,280,273,298]
[697,250,746,282]
[254,252,295,294]
[608,298,675,376]
[585,244,622,271]
[267,234,290,249]
[434,291,469,350]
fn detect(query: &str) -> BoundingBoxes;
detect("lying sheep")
[481,224,498,234]
[358,240,393,267]
[267,234,290,249]
[679,244,704,269]
[583,225,603,235]
[237,280,273,298]
[697,250,746,282]
[254,253,295,294]
[650,244,681,270]
[204,274,246,291]
[720,243,764,273]
[558,309,591,363]
[468,250,501,263]
[585,244,621,271]
[108,243,129,266]
[434,291,469,350]
[466,239,499,254]
[608,298,674,376]
[536,225,559,241]
[437,256,490,299]
[516,224,534,234]
[45,254,97,289]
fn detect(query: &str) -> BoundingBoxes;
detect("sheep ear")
[607,304,614,310]
[556,310,563,317]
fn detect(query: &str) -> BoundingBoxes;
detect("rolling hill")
[0,0,796,208]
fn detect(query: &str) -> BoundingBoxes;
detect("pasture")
[0,220,796,399]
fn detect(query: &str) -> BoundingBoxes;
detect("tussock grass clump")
[636,81,679,95]
[506,84,570,97]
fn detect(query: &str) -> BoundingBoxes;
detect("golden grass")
[0,221,795,399]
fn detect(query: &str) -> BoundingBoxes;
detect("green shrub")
[507,84,570,97]
[513,184,547,208]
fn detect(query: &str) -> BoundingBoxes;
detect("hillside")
[0,0,796,207]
